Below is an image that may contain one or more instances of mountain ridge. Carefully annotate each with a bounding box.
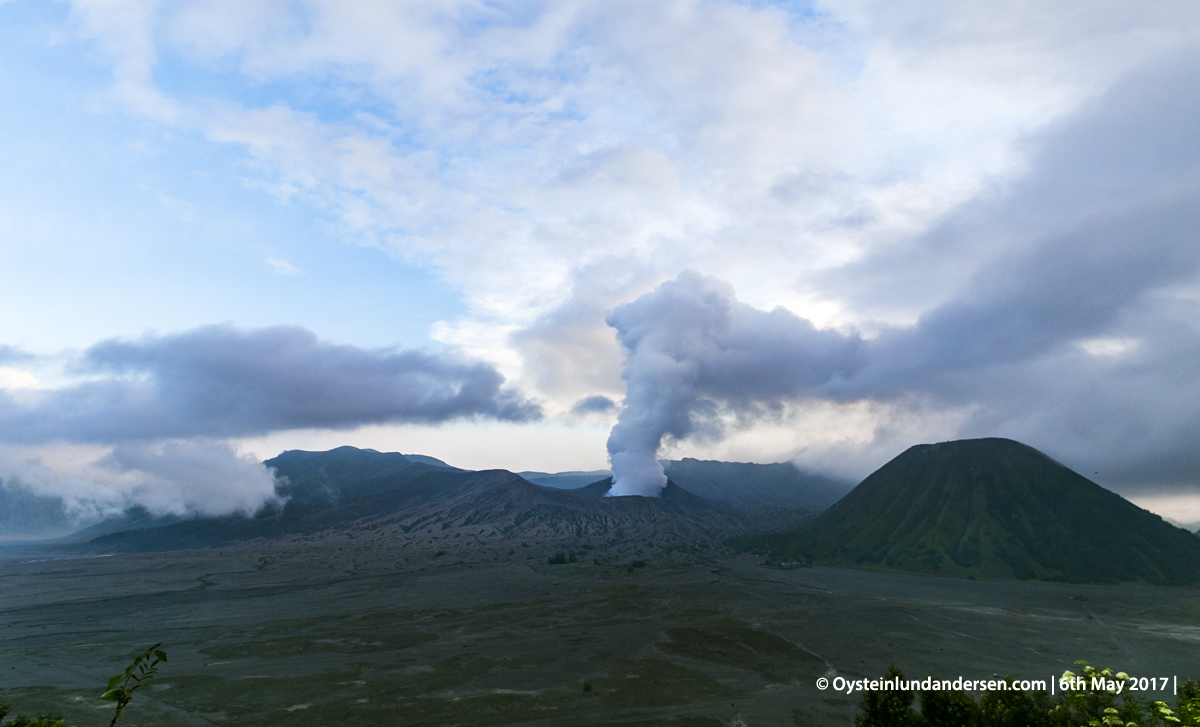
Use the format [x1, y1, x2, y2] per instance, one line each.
[1, 448, 845, 543]
[85, 449, 753, 555]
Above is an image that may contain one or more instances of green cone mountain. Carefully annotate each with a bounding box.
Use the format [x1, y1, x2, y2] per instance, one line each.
[745, 438, 1200, 584]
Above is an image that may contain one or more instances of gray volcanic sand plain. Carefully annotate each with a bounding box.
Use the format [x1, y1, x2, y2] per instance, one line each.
[2, 543, 1199, 727]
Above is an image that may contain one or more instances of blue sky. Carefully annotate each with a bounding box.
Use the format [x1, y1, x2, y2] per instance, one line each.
[0, 3, 461, 354]
[2, 0, 1199, 521]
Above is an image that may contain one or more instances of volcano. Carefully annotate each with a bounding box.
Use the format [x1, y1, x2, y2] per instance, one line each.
[744, 438, 1200, 584]
[86, 446, 749, 554]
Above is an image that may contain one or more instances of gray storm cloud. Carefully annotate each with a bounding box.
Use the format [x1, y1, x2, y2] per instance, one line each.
[573, 395, 617, 415]
[0, 345, 33, 364]
[605, 51, 1200, 497]
[0, 325, 541, 516]
[0, 324, 541, 444]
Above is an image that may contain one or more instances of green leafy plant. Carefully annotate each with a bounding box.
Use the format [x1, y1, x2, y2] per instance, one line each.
[1050, 661, 1179, 726]
[920, 685, 980, 727]
[854, 661, 1195, 727]
[1175, 676, 1200, 726]
[978, 677, 1049, 727]
[855, 665, 924, 727]
[0, 700, 77, 727]
[100, 643, 167, 727]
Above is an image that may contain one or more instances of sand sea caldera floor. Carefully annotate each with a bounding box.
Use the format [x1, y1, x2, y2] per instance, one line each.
[2, 545, 1199, 726]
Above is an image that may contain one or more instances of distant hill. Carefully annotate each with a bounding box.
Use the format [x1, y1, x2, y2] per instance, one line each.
[519, 470, 611, 489]
[88, 447, 750, 554]
[56, 507, 181, 543]
[742, 438, 1200, 585]
[662, 458, 849, 512]
[521, 459, 850, 512]
[401, 453, 462, 470]
[270, 446, 454, 504]
[0, 480, 77, 539]
[566, 477, 713, 502]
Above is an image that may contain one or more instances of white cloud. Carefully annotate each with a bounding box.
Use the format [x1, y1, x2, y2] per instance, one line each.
[1078, 337, 1140, 357]
[0, 440, 279, 517]
[1128, 493, 1200, 529]
[69, 0, 181, 121]
[0, 367, 46, 391]
[71, 0, 1200, 352]
[265, 256, 300, 275]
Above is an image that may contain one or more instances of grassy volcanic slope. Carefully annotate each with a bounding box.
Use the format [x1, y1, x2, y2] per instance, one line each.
[744, 438, 1200, 584]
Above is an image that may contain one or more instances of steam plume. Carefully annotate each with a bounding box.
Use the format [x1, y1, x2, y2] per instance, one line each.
[604, 272, 863, 496]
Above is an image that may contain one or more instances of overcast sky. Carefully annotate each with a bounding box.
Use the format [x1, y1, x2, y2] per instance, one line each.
[2, 1, 1198, 519]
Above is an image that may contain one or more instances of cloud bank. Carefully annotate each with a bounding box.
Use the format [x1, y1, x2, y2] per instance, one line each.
[1, 323, 540, 444]
[0, 345, 33, 364]
[2, 440, 280, 519]
[0, 325, 540, 515]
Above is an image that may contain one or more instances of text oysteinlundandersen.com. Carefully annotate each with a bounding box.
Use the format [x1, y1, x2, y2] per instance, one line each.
[815, 675, 1177, 695]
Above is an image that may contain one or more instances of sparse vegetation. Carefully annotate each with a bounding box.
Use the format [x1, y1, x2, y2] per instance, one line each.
[0, 701, 77, 727]
[855, 662, 1200, 727]
[1, 645, 166, 727]
[1179, 677, 1200, 725]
